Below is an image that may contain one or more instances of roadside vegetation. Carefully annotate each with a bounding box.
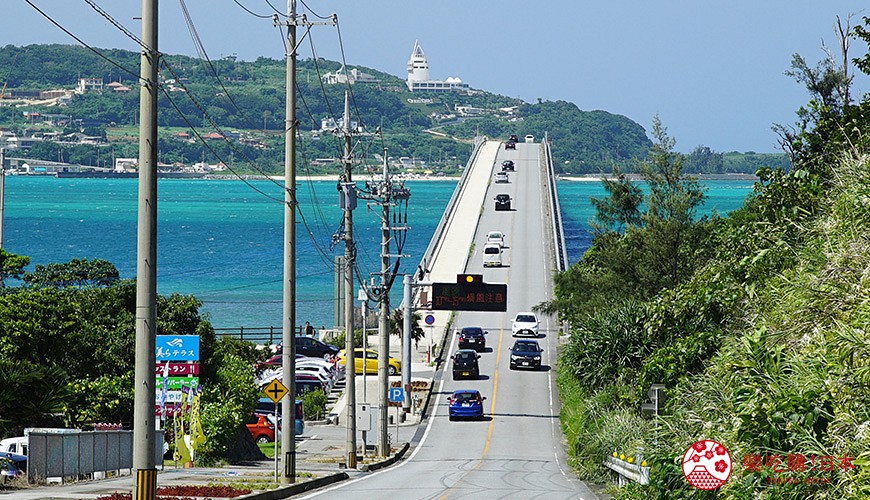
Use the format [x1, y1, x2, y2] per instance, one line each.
[549, 17, 870, 498]
[0, 255, 269, 464]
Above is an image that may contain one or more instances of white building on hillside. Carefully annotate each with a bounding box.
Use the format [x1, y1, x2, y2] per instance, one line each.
[406, 40, 469, 92]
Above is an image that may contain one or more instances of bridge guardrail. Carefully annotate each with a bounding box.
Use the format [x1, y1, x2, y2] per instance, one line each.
[411, 136, 488, 307]
[542, 135, 568, 272]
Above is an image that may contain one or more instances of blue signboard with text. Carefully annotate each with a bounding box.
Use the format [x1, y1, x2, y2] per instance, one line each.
[156, 335, 200, 361]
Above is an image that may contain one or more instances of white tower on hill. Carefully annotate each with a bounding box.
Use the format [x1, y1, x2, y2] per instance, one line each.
[407, 40, 430, 88]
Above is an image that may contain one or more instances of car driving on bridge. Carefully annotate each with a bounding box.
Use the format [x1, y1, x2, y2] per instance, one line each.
[457, 326, 487, 352]
[501, 160, 515, 171]
[494, 171, 509, 183]
[448, 390, 486, 421]
[495, 193, 512, 211]
[509, 339, 543, 370]
[452, 349, 481, 379]
[511, 312, 540, 337]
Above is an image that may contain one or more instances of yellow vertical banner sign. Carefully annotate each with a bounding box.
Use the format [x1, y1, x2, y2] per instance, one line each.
[189, 385, 206, 452]
[173, 384, 191, 464]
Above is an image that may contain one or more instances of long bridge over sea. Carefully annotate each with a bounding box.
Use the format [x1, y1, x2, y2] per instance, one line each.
[297, 136, 598, 498]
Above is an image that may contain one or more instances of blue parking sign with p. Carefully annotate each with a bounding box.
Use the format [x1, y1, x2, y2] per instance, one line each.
[389, 387, 404, 402]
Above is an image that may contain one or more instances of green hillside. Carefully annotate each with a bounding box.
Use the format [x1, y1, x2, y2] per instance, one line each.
[0, 43, 657, 174]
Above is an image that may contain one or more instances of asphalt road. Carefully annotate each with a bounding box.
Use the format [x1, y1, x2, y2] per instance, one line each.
[298, 142, 601, 499]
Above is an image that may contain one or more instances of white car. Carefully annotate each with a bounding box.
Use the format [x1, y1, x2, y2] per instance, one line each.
[486, 231, 505, 248]
[494, 171, 509, 184]
[511, 312, 540, 337]
[524, 134, 534, 143]
[483, 243, 502, 267]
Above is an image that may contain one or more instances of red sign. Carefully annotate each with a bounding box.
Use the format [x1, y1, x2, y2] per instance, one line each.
[154, 362, 199, 376]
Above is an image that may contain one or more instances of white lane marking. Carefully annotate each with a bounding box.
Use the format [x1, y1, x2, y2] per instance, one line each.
[298, 328, 458, 498]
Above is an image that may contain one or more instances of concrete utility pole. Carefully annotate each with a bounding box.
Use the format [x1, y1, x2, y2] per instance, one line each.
[0, 148, 5, 250]
[279, 0, 298, 483]
[402, 274, 412, 414]
[341, 92, 357, 468]
[132, 0, 158, 498]
[377, 155, 392, 457]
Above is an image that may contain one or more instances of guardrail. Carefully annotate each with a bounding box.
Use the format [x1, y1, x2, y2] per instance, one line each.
[541, 135, 569, 272]
[604, 455, 650, 486]
[411, 135, 488, 306]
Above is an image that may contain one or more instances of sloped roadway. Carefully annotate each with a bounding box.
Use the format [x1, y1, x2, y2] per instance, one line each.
[297, 142, 601, 499]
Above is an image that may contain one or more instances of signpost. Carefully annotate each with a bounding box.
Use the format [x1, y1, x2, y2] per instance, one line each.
[389, 387, 404, 446]
[262, 379, 289, 482]
[424, 312, 435, 363]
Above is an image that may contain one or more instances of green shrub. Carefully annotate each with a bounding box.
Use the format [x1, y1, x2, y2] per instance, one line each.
[300, 388, 327, 421]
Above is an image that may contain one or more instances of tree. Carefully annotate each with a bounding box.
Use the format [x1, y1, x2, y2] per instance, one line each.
[0, 249, 29, 287]
[638, 116, 707, 288]
[22, 258, 119, 287]
[589, 165, 643, 234]
[391, 309, 425, 350]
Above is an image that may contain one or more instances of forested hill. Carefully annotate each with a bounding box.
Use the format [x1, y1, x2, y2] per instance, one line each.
[0, 44, 782, 174]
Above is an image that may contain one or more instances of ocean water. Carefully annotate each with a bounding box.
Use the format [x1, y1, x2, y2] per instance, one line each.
[2, 176, 754, 328]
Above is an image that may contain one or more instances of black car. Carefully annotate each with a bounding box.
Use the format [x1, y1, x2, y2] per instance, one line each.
[294, 336, 340, 359]
[508, 134, 519, 143]
[495, 193, 512, 211]
[452, 349, 481, 380]
[504, 140, 516, 150]
[458, 327, 487, 352]
[509, 339, 543, 370]
[501, 160, 515, 172]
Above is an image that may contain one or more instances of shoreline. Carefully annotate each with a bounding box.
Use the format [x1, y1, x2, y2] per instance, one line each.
[5, 172, 759, 182]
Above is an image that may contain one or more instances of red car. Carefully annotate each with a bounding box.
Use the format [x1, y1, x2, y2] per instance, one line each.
[246, 413, 275, 443]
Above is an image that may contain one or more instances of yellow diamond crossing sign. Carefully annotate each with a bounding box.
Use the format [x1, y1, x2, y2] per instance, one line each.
[262, 379, 289, 403]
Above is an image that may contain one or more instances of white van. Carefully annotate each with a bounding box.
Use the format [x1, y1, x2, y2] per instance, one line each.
[0, 436, 27, 457]
[483, 243, 502, 267]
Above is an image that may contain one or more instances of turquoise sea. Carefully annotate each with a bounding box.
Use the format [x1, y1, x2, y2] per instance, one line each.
[2, 176, 755, 329]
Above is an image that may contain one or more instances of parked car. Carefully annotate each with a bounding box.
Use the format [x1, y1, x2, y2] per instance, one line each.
[501, 160, 515, 171]
[511, 312, 540, 337]
[246, 413, 276, 443]
[524, 134, 535, 143]
[337, 348, 401, 375]
[457, 326, 487, 352]
[494, 194, 512, 211]
[494, 171, 509, 183]
[252, 399, 305, 437]
[294, 336, 340, 359]
[482, 243, 502, 267]
[509, 339, 543, 370]
[448, 390, 486, 421]
[486, 231, 505, 248]
[452, 349, 481, 379]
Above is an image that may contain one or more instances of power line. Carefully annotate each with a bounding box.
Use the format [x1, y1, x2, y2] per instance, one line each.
[232, 0, 273, 19]
[25, 0, 141, 82]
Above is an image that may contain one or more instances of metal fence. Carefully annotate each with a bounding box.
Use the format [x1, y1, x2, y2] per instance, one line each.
[26, 429, 164, 484]
[213, 325, 303, 345]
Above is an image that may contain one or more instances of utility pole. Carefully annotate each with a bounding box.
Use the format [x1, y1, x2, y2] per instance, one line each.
[279, 0, 298, 484]
[358, 152, 410, 457]
[341, 91, 357, 468]
[402, 274, 412, 415]
[377, 155, 392, 457]
[132, 0, 158, 498]
[0, 148, 5, 250]
[277, 4, 335, 482]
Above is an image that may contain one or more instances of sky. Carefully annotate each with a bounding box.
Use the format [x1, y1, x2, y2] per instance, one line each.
[4, 1, 869, 153]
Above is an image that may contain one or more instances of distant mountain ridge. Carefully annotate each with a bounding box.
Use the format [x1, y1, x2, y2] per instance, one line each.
[0, 44, 782, 174]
